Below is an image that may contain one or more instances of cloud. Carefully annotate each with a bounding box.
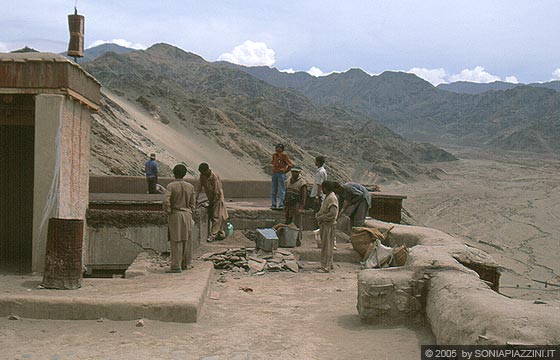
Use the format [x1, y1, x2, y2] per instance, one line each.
[407, 67, 448, 86]
[217, 40, 275, 66]
[505, 76, 519, 84]
[0, 42, 8, 52]
[448, 66, 501, 83]
[307, 66, 325, 77]
[552, 68, 560, 80]
[406, 66, 519, 85]
[279, 67, 336, 76]
[279, 68, 296, 74]
[87, 39, 147, 50]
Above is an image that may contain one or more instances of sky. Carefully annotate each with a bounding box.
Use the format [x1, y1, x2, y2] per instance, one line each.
[2, 0, 560, 85]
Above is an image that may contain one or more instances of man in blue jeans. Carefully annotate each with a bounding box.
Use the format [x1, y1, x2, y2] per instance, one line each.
[270, 144, 293, 210]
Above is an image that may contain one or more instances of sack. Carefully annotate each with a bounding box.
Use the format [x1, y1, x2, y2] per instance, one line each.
[362, 239, 394, 269]
[350, 227, 386, 259]
[391, 245, 408, 266]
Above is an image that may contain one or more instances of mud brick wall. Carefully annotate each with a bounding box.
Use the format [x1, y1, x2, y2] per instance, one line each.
[90, 176, 272, 198]
[357, 269, 426, 325]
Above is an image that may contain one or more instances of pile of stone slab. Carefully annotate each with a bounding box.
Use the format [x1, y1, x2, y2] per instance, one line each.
[200, 248, 299, 273]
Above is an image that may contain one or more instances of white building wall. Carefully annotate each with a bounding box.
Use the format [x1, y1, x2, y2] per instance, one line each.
[32, 94, 92, 272]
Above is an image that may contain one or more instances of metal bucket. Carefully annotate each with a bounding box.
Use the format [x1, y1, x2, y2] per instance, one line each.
[256, 228, 278, 252]
[42, 218, 84, 290]
[278, 227, 299, 248]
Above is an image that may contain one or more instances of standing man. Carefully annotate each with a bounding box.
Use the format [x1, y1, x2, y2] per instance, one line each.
[335, 182, 372, 228]
[163, 164, 195, 273]
[310, 156, 327, 212]
[271, 143, 293, 210]
[284, 166, 307, 225]
[145, 153, 158, 194]
[316, 181, 339, 272]
[196, 163, 228, 242]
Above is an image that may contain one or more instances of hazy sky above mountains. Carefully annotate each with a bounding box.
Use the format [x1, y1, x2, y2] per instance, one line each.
[2, 0, 559, 85]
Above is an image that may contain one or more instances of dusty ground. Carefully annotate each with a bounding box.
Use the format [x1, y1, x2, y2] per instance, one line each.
[391, 146, 560, 301]
[0, 261, 433, 360]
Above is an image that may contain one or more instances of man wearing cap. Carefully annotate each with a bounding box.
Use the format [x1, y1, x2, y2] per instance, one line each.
[163, 164, 195, 273]
[196, 163, 228, 242]
[145, 153, 159, 194]
[284, 166, 307, 227]
[271, 144, 293, 210]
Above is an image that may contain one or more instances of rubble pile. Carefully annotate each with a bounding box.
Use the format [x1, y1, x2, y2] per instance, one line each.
[201, 248, 299, 273]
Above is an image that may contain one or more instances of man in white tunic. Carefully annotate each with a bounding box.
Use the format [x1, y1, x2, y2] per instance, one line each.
[310, 156, 327, 211]
[316, 181, 339, 272]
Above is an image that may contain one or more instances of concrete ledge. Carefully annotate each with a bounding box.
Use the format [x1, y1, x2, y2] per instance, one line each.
[0, 261, 213, 323]
[85, 208, 208, 271]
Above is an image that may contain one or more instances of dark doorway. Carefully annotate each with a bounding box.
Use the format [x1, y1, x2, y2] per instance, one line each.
[0, 94, 34, 273]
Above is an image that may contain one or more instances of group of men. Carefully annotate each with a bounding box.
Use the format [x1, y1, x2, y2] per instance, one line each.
[146, 143, 374, 273]
[270, 143, 373, 272]
[147, 155, 228, 273]
[270, 143, 372, 230]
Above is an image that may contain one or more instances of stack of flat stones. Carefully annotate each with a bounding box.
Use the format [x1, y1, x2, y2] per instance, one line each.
[201, 248, 299, 273]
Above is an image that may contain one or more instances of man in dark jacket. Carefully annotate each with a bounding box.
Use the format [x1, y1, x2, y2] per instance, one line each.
[335, 182, 372, 227]
[145, 153, 159, 194]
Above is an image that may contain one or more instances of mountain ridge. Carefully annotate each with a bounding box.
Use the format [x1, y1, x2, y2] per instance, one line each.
[230, 63, 560, 153]
[438, 80, 560, 94]
[83, 43, 456, 183]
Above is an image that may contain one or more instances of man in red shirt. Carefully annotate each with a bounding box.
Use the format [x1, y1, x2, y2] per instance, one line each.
[271, 143, 293, 210]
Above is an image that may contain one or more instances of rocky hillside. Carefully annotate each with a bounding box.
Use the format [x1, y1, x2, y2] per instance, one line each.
[89, 92, 174, 177]
[83, 43, 456, 183]
[231, 65, 560, 153]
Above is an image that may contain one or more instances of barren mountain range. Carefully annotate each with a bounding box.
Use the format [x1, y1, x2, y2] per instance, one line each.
[82, 43, 455, 182]
[76, 43, 559, 181]
[437, 80, 560, 94]
[230, 64, 560, 153]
